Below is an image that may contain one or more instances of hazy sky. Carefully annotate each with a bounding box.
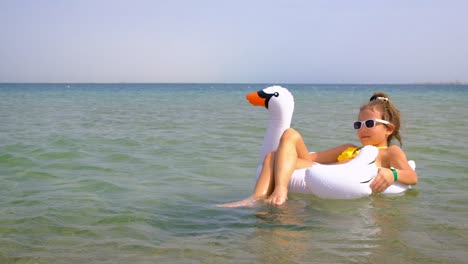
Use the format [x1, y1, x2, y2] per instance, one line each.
[1, 0, 467, 83]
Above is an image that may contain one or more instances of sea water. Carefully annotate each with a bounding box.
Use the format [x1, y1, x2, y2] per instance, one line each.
[0, 83, 467, 263]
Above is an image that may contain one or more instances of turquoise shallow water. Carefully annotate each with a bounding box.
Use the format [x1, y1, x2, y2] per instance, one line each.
[0, 83, 467, 263]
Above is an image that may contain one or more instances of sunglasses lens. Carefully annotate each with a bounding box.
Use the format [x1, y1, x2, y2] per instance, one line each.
[353, 121, 361, 129]
[365, 120, 375, 128]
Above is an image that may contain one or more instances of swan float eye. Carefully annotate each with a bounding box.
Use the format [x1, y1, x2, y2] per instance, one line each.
[255, 90, 278, 109]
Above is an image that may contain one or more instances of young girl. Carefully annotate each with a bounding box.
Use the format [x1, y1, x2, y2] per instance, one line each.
[222, 92, 418, 207]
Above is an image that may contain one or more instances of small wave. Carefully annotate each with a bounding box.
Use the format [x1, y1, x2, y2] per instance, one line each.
[0, 153, 36, 168]
[71, 179, 128, 193]
[37, 151, 82, 160]
[17, 170, 59, 180]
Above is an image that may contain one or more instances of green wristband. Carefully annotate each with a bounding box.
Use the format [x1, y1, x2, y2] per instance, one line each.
[390, 168, 398, 182]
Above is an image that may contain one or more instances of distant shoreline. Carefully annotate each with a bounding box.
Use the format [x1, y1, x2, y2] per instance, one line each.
[1, 82, 467, 86]
[412, 81, 467, 85]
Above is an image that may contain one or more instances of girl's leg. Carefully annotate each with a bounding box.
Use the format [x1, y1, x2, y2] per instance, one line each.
[266, 128, 313, 205]
[252, 151, 276, 198]
[218, 128, 311, 207]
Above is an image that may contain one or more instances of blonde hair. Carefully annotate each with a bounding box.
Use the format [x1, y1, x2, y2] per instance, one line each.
[360, 92, 402, 146]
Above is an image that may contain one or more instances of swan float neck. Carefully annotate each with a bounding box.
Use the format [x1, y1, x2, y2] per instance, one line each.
[246, 86, 294, 169]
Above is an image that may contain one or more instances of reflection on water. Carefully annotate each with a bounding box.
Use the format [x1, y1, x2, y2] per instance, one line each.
[251, 201, 310, 263]
[241, 195, 423, 263]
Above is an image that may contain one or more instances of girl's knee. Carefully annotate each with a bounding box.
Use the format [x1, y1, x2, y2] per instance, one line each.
[281, 128, 300, 141]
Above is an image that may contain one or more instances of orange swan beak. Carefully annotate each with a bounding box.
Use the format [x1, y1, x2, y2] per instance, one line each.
[246, 91, 266, 107]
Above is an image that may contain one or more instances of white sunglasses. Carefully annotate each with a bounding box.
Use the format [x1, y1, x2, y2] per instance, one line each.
[353, 119, 390, 129]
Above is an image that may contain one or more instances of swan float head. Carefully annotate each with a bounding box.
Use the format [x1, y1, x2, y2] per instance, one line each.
[246, 86, 294, 118]
[246, 85, 294, 125]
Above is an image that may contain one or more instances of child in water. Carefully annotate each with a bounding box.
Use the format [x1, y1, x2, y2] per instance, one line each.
[221, 92, 418, 207]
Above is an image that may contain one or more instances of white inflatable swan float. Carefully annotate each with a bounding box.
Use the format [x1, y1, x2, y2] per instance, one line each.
[248, 86, 414, 199]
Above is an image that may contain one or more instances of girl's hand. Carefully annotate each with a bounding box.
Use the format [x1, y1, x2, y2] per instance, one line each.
[370, 168, 395, 194]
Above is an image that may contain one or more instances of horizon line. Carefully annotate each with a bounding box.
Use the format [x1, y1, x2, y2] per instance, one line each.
[1, 81, 467, 85]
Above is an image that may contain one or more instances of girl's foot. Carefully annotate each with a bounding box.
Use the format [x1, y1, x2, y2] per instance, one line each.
[265, 188, 288, 206]
[216, 195, 262, 208]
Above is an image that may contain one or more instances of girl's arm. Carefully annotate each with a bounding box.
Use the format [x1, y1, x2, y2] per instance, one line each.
[370, 146, 418, 193]
[309, 144, 356, 164]
[388, 146, 418, 185]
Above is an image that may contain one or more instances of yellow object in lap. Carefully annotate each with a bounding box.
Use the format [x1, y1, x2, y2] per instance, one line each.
[337, 146, 388, 162]
[336, 146, 361, 162]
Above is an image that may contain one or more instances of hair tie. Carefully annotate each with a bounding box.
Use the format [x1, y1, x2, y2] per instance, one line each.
[375, 96, 389, 102]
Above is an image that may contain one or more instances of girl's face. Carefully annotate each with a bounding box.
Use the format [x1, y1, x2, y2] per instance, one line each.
[356, 107, 394, 147]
